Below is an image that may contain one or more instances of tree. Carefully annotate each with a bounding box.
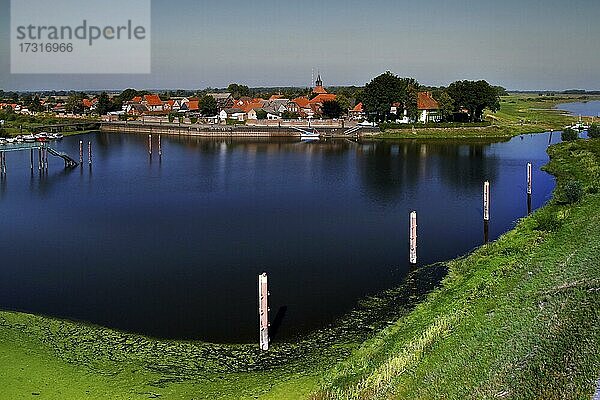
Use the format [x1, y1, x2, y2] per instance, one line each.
[362, 72, 419, 122]
[335, 94, 350, 113]
[28, 95, 43, 113]
[446, 80, 500, 122]
[588, 124, 600, 139]
[227, 83, 250, 99]
[256, 109, 268, 120]
[561, 127, 578, 141]
[322, 100, 343, 119]
[95, 92, 112, 116]
[432, 90, 454, 121]
[493, 86, 509, 97]
[199, 95, 218, 117]
[65, 93, 85, 114]
[282, 111, 299, 120]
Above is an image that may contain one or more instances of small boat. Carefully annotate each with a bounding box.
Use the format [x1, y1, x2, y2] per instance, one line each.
[6, 137, 16, 144]
[0, 138, 6, 145]
[48, 133, 64, 140]
[301, 132, 320, 141]
[23, 134, 36, 143]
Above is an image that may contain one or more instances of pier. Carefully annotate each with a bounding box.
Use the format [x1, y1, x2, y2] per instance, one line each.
[0, 143, 79, 169]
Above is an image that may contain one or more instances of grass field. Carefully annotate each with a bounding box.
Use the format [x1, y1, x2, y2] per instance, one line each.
[379, 94, 598, 139]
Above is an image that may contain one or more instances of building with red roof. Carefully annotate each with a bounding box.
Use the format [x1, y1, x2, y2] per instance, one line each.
[417, 92, 440, 123]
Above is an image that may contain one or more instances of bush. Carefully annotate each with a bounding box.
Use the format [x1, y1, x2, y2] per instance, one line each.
[190, 117, 198, 124]
[533, 210, 562, 232]
[562, 180, 584, 204]
[561, 128, 579, 141]
[588, 124, 600, 139]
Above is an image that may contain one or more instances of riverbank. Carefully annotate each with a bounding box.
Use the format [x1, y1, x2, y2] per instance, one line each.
[315, 138, 600, 399]
[378, 94, 599, 139]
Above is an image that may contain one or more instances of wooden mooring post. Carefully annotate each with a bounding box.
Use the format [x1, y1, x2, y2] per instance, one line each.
[30, 149, 33, 171]
[409, 211, 417, 265]
[0, 152, 5, 175]
[527, 163, 533, 215]
[158, 135, 162, 157]
[79, 141, 83, 164]
[258, 272, 270, 351]
[148, 134, 152, 155]
[88, 142, 92, 166]
[483, 181, 490, 243]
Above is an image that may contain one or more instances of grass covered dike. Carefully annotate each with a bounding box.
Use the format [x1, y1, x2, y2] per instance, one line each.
[2, 138, 600, 399]
[315, 138, 600, 399]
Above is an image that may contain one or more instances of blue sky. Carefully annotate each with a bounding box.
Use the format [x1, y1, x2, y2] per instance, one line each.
[1, 0, 599, 91]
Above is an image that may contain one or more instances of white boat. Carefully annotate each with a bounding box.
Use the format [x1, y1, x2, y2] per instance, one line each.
[301, 132, 320, 141]
[6, 137, 16, 144]
[23, 134, 36, 143]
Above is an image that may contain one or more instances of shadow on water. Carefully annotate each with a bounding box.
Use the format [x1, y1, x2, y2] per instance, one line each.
[269, 306, 288, 341]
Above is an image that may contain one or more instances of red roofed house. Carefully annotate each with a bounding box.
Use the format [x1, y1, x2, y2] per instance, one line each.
[349, 102, 365, 120]
[417, 92, 441, 123]
[142, 94, 165, 113]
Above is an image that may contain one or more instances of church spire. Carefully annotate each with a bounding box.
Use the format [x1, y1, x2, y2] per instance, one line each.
[315, 71, 323, 88]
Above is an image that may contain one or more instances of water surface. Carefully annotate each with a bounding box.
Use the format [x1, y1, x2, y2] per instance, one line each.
[0, 132, 558, 342]
[557, 100, 600, 117]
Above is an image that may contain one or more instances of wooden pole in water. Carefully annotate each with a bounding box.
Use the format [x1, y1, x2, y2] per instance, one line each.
[79, 141, 83, 164]
[527, 163, 533, 215]
[88, 142, 92, 166]
[483, 181, 490, 243]
[258, 272, 270, 351]
[158, 135, 162, 157]
[409, 211, 417, 265]
[148, 134, 152, 155]
[30, 149, 33, 171]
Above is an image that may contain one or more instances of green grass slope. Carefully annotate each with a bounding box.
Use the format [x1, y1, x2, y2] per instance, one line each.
[315, 139, 600, 399]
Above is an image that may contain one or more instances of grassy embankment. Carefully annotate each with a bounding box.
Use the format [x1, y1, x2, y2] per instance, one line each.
[378, 94, 599, 139]
[314, 138, 600, 399]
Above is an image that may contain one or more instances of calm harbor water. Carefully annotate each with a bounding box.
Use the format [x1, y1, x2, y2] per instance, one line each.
[0, 132, 559, 343]
[557, 100, 600, 117]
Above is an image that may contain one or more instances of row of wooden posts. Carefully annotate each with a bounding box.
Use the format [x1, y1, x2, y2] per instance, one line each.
[79, 141, 93, 166]
[257, 162, 535, 351]
[148, 135, 162, 157]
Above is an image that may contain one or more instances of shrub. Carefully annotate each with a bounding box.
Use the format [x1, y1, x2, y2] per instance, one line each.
[190, 117, 198, 124]
[588, 124, 600, 139]
[562, 180, 584, 204]
[561, 128, 578, 141]
[533, 210, 562, 232]
[168, 113, 175, 123]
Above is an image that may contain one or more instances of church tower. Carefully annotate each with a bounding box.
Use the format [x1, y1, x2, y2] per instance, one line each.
[312, 71, 328, 95]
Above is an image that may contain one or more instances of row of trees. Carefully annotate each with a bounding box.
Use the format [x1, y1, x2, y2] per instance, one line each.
[361, 71, 502, 123]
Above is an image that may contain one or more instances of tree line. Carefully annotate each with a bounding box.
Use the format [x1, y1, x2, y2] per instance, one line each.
[361, 71, 502, 123]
